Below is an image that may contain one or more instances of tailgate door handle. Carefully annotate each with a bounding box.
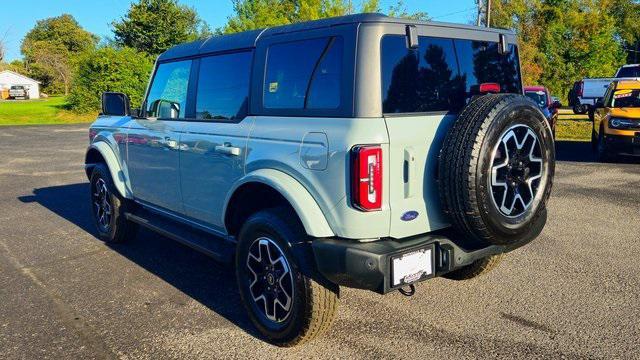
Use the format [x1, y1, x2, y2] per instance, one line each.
[215, 144, 241, 156]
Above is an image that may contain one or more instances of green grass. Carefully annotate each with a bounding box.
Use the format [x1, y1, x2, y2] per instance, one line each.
[0, 97, 97, 126]
[0, 97, 595, 141]
[556, 110, 592, 142]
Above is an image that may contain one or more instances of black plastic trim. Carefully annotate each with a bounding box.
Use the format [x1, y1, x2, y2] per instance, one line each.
[312, 232, 528, 294]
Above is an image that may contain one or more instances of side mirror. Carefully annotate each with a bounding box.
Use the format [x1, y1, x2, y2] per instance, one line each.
[102, 92, 131, 116]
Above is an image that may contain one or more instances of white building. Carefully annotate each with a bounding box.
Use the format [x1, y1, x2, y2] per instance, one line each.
[0, 70, 41, 99]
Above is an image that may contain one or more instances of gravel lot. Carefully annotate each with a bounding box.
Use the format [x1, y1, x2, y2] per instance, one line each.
[1, 124, 639, 359]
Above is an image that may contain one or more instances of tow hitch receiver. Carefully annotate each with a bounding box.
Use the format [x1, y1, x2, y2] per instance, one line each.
[398, 284, 416, 296]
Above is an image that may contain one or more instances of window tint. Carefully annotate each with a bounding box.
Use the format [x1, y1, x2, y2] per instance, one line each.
[525, 91, 547, 109]
[616, 66, 640, 78]
[306, 37, 343, 109]
[454, 39, 521, 99]
[264, 37, 342, 109]
[195, 52, 252, 121]
[382, 36, 464, 113]
[381, 35, 522, 114]
[146, 60, 191, 119]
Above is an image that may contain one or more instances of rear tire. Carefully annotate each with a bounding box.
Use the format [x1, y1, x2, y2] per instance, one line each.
[89, 163, 136, 243]
[573, 104, 586, 115]
[443, 254, 504, 281]
[439, 94, 555, 246]
[235, 208, 339, 346]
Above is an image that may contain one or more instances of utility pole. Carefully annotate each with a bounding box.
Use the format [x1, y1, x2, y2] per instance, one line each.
[476, 0, 491, 27]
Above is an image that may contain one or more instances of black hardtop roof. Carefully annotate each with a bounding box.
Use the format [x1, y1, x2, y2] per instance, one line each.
[158, 13, 514, 62]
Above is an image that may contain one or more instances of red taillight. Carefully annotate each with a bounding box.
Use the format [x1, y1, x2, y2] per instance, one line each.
[479, 82, 501, 94]
[351, 145, 382, 211]
[89, 129, 97, 141]
[577, 81, 584, 97]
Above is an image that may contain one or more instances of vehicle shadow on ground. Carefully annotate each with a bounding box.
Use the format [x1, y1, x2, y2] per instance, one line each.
[17, 183, 259, 339]
[555, 140, 639, 164]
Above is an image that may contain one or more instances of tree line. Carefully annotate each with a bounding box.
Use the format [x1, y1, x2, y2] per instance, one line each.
[491, 0, 640, 100]
[0, 0, 424, 112]
[0, 0, 637, 112]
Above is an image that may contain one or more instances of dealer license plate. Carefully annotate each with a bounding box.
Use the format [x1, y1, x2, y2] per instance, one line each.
[391, 248, 434, 287]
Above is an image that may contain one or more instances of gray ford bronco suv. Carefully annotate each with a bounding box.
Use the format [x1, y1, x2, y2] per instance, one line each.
[86, 14, 555, 346]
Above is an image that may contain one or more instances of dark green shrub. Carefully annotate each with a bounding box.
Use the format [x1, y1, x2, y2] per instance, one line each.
[68, 47, 153, 113]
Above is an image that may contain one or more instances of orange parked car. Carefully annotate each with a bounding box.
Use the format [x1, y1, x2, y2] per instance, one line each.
[592, 80, 640, 161]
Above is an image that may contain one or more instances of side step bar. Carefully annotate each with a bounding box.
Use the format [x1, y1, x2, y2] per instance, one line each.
[125, 209, 235, 264]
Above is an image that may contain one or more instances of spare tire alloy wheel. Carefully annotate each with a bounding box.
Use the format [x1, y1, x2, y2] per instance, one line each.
[490, 125, 543, 218]
[246, 237, 294, 324]
[439, 94, 555, 246]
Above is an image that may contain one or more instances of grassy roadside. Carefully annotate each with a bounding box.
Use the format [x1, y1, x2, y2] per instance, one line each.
[0, 97, 97, 126]
[0, 98, 594, 141]
[556, 109, 591, 142]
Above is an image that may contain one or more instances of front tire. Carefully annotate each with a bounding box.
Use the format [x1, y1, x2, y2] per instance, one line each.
[236, 208, 339, 346]
[596, 130, 615, 162]
[89, 163, 135, 243]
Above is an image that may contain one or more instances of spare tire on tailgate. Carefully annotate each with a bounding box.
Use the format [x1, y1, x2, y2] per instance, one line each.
[438, 94, 555, 246]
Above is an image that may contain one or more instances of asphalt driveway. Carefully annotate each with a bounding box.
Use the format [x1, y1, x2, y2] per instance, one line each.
[1, 124, 639, 359]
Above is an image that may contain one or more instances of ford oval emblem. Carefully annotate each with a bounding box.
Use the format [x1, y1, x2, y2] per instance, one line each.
[401, 211, 419, 222]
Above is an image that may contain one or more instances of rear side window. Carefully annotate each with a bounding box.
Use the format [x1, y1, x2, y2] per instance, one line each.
[195, 51, 252, 121]
[146, 60, 192, 119]
[381, 35, 522, 114]
[264, 37, 343, 109]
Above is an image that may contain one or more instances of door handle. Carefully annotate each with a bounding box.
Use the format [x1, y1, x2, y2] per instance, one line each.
[163, 136, 179, 150]
[215, 144, 241, 156]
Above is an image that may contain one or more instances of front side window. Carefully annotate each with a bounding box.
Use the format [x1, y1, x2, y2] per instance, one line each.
[146, 60, 192, 119]
[264, 37, 343, 109]
[381, 35, 464, 113]
[195, 52, 253, 121]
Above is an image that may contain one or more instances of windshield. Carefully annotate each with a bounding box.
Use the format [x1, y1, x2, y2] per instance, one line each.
[525, 91, 547, 108]
[617, 66, 640, 78]
[611, 89, 640, 108]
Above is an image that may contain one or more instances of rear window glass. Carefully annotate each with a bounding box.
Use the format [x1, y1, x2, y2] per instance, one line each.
[454, 39, 521, 97]
[264, 37, 342, 109]
[381, 35, 522, 114]
[381, 36, 465, 113]
[611, 89, 640, 108]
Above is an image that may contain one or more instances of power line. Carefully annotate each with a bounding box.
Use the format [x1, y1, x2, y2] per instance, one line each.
[431, 7, 477, 20]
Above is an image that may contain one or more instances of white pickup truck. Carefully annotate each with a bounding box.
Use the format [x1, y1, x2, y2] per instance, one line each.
[571, 64, 640, 114]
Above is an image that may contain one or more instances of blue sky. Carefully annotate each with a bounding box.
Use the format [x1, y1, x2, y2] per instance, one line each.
[1, 0, 478, 61]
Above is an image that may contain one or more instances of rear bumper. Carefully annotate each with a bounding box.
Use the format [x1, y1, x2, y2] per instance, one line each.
[604, 133, 640, 156]
[312, 232, 527, 294]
